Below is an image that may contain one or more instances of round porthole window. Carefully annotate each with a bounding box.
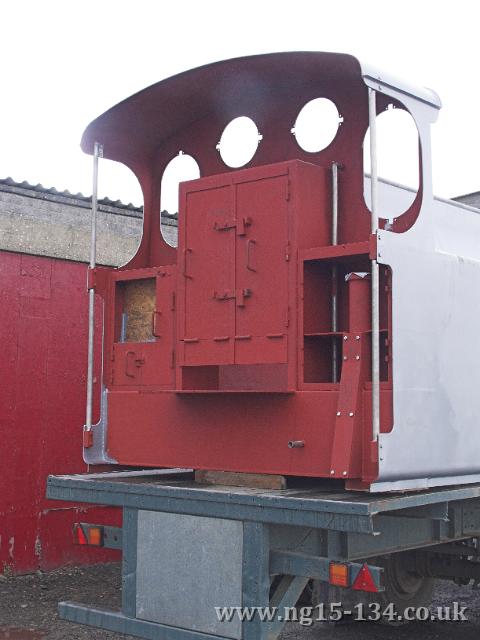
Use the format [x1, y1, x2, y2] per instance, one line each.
[292, 98, 342, 153]
[217, 116, 262, 168]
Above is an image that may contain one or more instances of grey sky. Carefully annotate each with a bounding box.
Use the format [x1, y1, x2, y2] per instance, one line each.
[1, 0, 478, 207]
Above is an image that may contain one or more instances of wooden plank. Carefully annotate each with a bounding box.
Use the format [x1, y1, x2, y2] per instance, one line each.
[195, 470, 287, 490]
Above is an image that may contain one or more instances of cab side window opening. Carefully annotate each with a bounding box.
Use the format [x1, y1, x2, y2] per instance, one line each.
[93, 158, 144, 267]
[160, 152, 200, 247]
[363, 105, 420, 220]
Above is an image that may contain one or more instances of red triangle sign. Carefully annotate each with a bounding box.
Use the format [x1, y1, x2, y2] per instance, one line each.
[75, 524, 88, 545]
[352, 563, 379, 593]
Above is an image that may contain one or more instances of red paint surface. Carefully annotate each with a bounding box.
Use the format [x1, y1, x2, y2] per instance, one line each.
[0, 251, 120, 574]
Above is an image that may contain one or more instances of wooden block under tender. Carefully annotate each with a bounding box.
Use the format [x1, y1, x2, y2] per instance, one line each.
[194, 470, 287, 490]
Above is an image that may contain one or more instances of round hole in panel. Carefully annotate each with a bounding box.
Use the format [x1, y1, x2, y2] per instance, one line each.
[217, 116, 262, 168]
[363, 105, 420, 221]
[292, 98, 342, 153]
[160, 151, 200, 247]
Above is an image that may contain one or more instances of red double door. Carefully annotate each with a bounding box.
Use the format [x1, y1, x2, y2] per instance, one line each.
[179, 164, 292, 369]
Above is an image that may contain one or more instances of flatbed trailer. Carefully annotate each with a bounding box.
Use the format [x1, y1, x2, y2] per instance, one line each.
[47, 469, 480, 639]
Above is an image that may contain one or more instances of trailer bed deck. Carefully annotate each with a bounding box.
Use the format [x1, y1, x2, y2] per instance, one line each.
[48, 469, 480, 535]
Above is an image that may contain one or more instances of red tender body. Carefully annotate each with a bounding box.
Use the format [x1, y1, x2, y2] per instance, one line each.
[84, 53, 401, 488]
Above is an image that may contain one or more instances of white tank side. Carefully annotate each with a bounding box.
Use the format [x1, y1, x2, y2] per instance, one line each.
[371, 179, 480, 491]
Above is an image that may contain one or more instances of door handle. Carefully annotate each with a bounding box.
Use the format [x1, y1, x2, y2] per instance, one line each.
[246, 239, 256, 271]
[183, 248, 193, 279]
[152, 311, 162, 338]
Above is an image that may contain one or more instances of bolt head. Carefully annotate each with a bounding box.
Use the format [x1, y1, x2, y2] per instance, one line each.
[330, 470, 335, 475]
[349, 412, 354, 417]
[355, 355, 360, 360]
[343, 356, 347, 361]
[336, 411, 341, 417]
[343, 335, 348, 341]
[356, 335, 360, 340]
[342, 471, 347, 476]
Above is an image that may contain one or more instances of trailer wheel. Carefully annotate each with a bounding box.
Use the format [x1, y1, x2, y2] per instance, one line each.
[377, 552, 435, 623]
[312, 552, 434, 625]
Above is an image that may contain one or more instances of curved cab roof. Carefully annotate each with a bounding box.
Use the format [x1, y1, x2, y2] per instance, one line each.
[81, 51, 441, 163]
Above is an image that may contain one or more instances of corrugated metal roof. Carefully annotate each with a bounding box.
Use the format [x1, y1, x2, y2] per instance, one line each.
[454, 191, 480, 207]
[0, 176, 178, 221]
[0, 176, 142, 211]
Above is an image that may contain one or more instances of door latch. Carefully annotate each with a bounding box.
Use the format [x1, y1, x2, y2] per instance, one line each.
[236, 288, 252, 307]
[213, 216, 252, 235]
[125, 351, 145, 377]
[213, 289, 252, 306]
[213, 289, 236, 301]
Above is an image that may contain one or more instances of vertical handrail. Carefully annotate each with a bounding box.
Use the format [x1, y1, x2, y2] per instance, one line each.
[85, 141, 103, 431]
[368, 88, 380, 442]
[331, 162, 339, 383]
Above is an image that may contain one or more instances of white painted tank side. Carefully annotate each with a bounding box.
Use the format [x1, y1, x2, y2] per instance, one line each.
[368, 177, 480, 491]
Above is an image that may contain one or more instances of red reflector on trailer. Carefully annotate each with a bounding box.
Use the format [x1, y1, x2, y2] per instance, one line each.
[352, 563, 379, 593]
[329, 562, 350, 588]
[74, 524, 88, 545]
[87, 526, 103, 546]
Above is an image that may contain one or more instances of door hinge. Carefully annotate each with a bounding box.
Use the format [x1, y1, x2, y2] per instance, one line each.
[286, 179, 291, 202]
[110, 351, 115, 384]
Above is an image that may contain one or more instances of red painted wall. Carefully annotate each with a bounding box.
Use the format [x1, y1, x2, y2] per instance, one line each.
[0, 250, 120, 574]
